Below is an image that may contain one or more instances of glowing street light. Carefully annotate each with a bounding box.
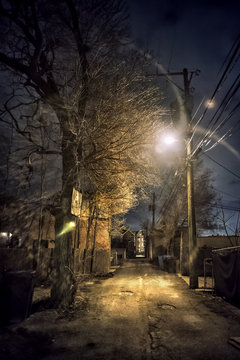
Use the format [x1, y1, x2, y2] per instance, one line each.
[155, 131, 179, 154]
[205, 99, 215, 108]
[163, 135, 177, 146]
[151, 68, 199, 289]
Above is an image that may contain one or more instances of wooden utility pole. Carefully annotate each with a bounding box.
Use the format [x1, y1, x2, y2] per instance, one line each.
[148, 68, 199, 288]
[152, 192, 156, 229]
[147, 192, 155, 261]
[183, 68, 198, 289]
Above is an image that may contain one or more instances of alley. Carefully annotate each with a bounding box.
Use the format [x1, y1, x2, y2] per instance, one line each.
[1, 259, 240, 360]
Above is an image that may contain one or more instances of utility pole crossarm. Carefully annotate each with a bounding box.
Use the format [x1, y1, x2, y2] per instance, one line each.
[148, 69, 200, 78]
[146, 69, 200, 94]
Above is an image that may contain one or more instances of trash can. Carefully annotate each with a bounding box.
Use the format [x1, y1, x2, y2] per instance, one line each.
[0, 271, 34, 325]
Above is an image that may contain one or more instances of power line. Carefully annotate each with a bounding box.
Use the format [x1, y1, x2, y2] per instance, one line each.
[229, 114, 240, 134]
[203, 153, 240, 180]
[217, 33, 240, 76]
[213, 186, 240, 200]
[211, 204, 240, 212]
[156, 166, 187, 223]
[194, 34, 240, 129]
[192, 72, 240, 157]
[208, 74, 240, 129]
[191, 34, 240, 157]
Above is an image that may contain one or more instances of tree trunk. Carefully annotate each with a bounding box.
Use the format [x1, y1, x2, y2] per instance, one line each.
[50, 128, 77, 308]
[51, 209, 76, 308]
[83, 204, 96, 274]
[90, 213, 98, 273]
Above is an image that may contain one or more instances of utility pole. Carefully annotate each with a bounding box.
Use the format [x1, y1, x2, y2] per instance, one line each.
[183, 68, 198, 289]
[147, 192, 155, 261]
[148, 68, 199, 288]
[152, 192, 156, 229]
[148, 192, 156, 229]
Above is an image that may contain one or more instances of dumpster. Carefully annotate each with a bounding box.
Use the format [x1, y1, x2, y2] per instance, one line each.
[212, 246, 240, 302]
[0, 271, 34, 325]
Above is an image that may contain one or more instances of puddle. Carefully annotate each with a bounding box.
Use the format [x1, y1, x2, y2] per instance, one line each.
[119, 290, 134, 296]
[158, 303, 176, 310]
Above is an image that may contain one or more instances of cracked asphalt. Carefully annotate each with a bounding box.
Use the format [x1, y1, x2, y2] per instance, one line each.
[1, 259, 240, 360]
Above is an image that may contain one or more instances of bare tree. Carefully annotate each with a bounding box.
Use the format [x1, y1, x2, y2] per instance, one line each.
[216, 207, 240, 246]
[156, 163, 218, 246]
[0, 0, 165, 306]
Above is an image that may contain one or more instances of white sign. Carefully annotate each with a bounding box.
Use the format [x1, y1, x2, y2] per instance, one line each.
[71, 188, 82, 217]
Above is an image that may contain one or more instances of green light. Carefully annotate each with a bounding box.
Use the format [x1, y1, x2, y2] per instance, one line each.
[69, 221, 76, 228]
[57, 221, 76, 237]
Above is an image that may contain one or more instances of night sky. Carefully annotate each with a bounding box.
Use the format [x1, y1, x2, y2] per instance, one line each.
[126, 0, 240, 234]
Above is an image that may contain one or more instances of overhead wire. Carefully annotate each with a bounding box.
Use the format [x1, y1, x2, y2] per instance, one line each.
[217, 33, 240, 76]
[193, 71, 240, 153]
[213, 186, 240, 200]
[154, 35, 240, 228]
[192, 79, 240, 157]
[229, 113, 240, 134]
[193, 35, 240, 130]
[210, 97, 240, 137]
[156, 165, 187, 224]
[203, 153, 240, 180]
[191, 34, 240, 157]
[208, 73, 240, 129]
[211, 204, 240, 211]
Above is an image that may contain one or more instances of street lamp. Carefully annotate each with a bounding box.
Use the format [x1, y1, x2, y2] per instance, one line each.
[152, 68, 199, 289]
[155, 131, 179, 154]
[156, 126, 198, 289]
[163, 135, 177, 146]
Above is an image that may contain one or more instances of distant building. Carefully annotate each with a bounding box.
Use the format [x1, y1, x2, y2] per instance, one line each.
[135, 230, 145, 256]
[111, 228, 146, 258]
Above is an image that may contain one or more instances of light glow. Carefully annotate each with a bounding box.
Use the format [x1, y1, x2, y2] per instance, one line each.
[0, 232, 8, 237]
[57, 221, 76, 237]
[155, 131, 179, 153]
[69, 221, 76, 228]
[164, 135, 177, 145]
[205, 99, 215, 108]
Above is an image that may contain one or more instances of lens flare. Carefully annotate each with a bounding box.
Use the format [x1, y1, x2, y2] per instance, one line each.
[205, 99, 215, 108]
[69, 221, 76, 228]
[57, 221, 76, 237]
[164, 135, 177, 145]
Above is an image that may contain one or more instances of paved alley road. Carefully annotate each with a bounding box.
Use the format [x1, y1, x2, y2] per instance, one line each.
[2, 259, 240, 360]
